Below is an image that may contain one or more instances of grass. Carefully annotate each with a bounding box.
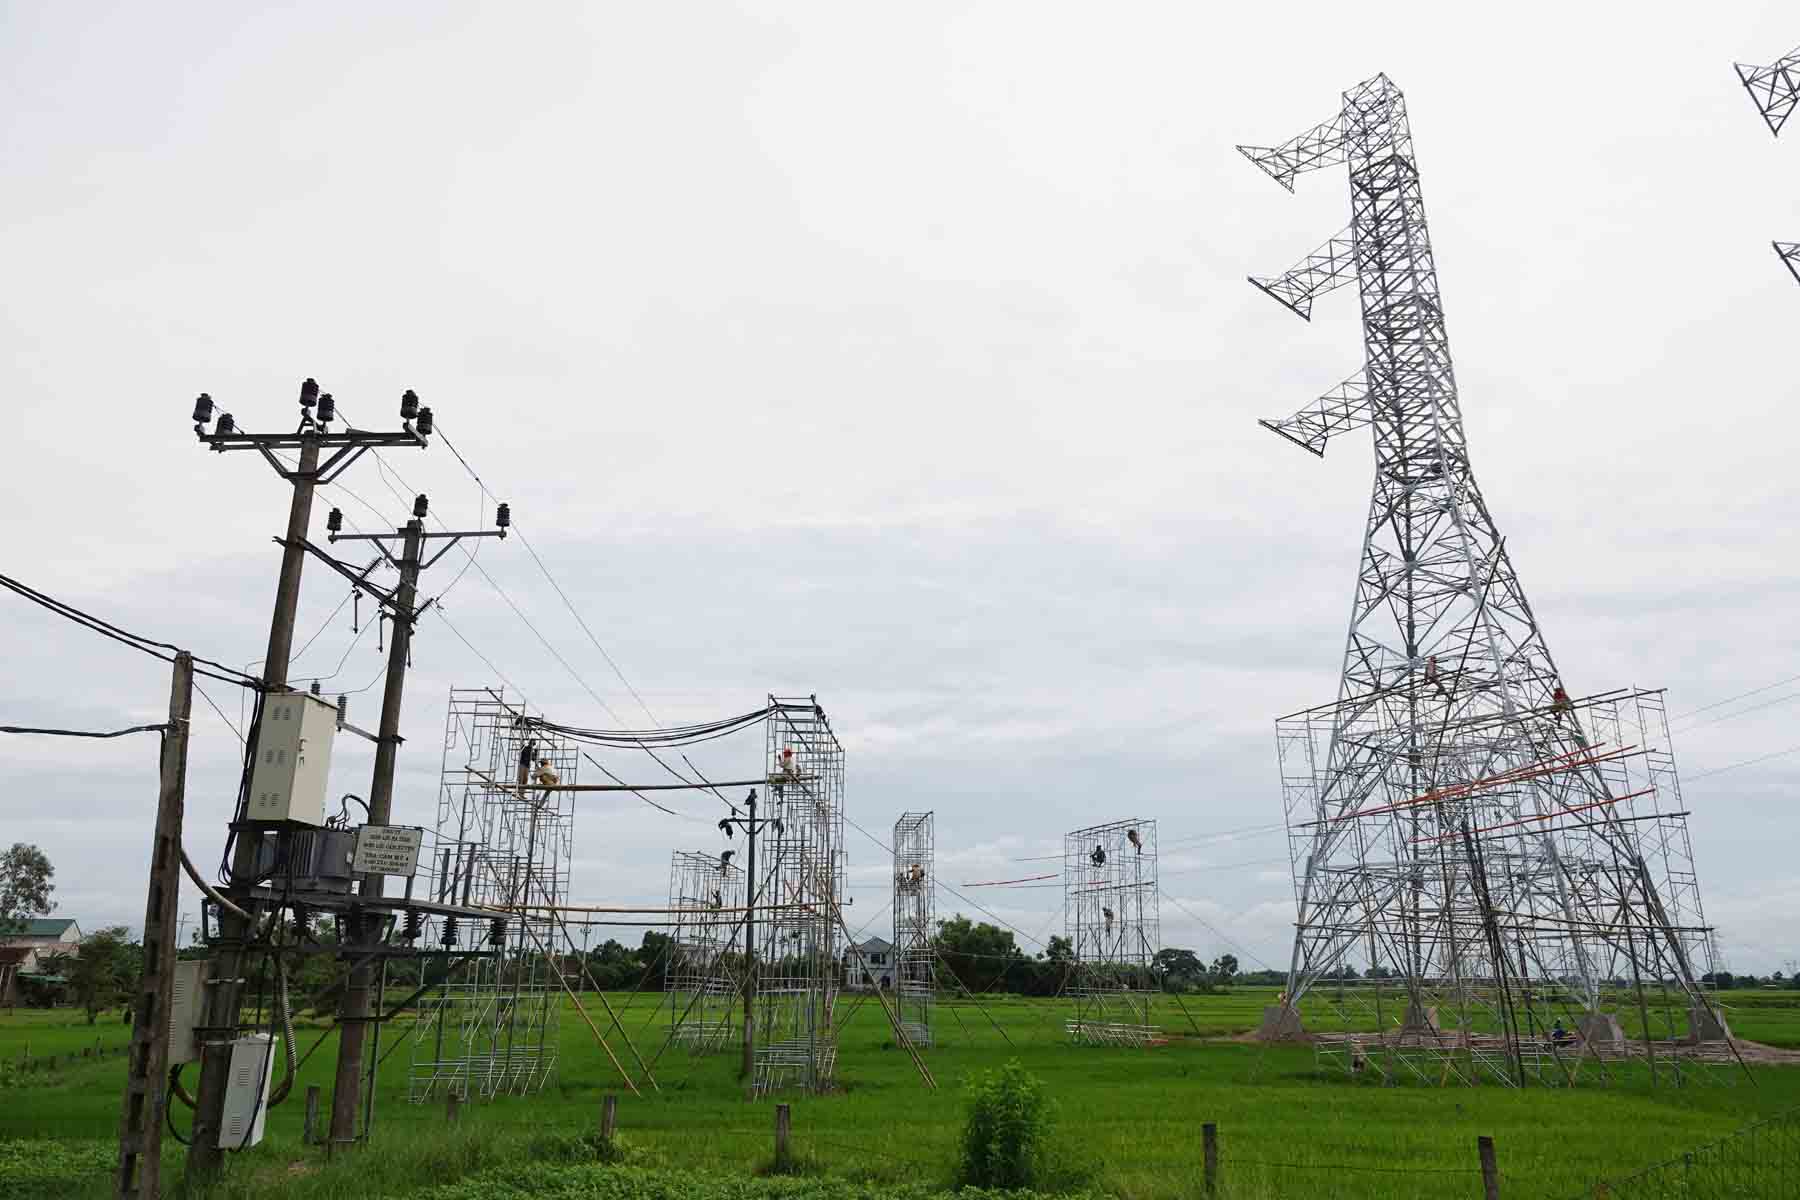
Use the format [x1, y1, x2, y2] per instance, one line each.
[3, 988, 1798, 1198]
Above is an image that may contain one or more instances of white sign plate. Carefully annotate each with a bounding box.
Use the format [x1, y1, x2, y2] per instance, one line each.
[352, 825, 425, 877]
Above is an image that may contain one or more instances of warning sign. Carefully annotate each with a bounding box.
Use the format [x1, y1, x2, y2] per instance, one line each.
[352, 825, 425, 877]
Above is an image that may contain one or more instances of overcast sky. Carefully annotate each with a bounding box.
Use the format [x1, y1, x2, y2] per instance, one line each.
[3, 3, 1797, 976]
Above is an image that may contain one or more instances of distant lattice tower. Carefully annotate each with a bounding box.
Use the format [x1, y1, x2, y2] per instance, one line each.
[891, 812, 934, 1049]
[668, 850, 744, 1050]
[1735, 45, 1800, 284]
[1063, 820, 1159, 1046]
[1240, 76, 1734, 1085]
[753, 696, 846, 1094]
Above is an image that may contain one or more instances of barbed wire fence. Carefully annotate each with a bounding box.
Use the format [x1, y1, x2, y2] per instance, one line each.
[1575, 1104, 1800, 1199]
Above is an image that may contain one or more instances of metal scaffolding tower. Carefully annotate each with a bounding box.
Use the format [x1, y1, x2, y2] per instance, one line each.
[752, 696, 846, 1094]
[1064, 819, 1159, 1046]
[668, 850, 743, 1051]
[892, 812, 935, 1049]
[1241, 75, 1734, 1085]
[407, 687, 575, 1101]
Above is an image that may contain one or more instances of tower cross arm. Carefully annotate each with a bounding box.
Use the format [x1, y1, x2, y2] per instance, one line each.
[1259, 371, 1373, 457]
[1775, 241, 1800, 286]
[1248, 226, 1357, 322]
[1236, 113, 1350, 192]
[1736, 46, 1800, 136]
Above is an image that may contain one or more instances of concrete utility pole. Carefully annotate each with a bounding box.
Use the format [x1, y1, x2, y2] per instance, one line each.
[718, 789, 776, 1083]
[327, 515, 422, 1146]
[186, 381, 431, 1180]
[319, 493, 508, 1144]
[115, 652, 192, 1200]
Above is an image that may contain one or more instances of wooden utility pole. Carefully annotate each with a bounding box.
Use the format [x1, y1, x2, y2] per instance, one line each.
[115, 652, 192, 1200]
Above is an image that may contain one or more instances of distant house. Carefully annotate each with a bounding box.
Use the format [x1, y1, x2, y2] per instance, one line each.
[844, 936, 893, 992]
[1, 918, 82, 1006]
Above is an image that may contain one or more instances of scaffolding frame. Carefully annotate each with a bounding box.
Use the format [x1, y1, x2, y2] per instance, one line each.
[752, 695, 846, 1095]
[668, 850, 744, 1051]
[1275, 687, 1731, 1086]
[892, 812, 935, 1049]
[1064, 819, 1160, 1046]
[407, 687, 575, 1102]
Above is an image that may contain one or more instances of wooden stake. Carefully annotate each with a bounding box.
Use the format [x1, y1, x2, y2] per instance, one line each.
[774, 1103, 791, 1165]
[1479, 1135, 1500, 1200]
[304, 1086, 321, 1144]
[1202, 1122, 1218, 1195]
[599, 1093, 617, 1143]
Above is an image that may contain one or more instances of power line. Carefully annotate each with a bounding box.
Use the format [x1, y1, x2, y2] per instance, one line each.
[840, 812, 1050, 952]
[1672, 689, 1800, 735]
[193, 683, 246, 746]
[1686, 743, 1800, 781]
[1158, 887, 1278, 973]
[435, 422, 659, 726]
[0, 571, 260, 689]
[1669, 671, 1800, 723]
[1, 723, 167, 739]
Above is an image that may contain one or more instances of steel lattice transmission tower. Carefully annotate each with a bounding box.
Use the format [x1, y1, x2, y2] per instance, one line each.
[1239, 75, 1733, 1083]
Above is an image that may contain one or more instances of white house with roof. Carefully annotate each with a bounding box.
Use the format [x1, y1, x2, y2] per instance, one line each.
[0, 918, 82, 1005]
[844, 935, 893, 991]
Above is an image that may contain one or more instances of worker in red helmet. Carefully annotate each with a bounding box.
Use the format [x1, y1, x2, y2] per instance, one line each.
[1551, 685, 1573, 723]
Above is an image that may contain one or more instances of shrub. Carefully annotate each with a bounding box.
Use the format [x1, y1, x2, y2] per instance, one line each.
[957, 1058, 1054, 1190]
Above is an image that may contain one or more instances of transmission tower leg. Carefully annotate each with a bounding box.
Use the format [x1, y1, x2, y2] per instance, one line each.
[115, 652, 192, 1200]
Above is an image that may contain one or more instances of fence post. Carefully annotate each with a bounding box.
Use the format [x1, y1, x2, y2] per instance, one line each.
[1202, 1121, 1218, 1195]
[1478, 1135, 1500, 1200]
[446, 1089, 461, 1124]
[303, 1086, 321, 1145]
[600, 1093, 617, 1143]
[774, 1103, 792, 1167]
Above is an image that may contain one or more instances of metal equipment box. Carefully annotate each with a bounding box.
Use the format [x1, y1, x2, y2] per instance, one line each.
[168, 958, 209, 1065]
[217, 1034, 276, 1149]
[247, 692, 338, 825]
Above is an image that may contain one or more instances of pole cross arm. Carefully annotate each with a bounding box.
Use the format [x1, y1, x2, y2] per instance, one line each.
[1247, 226, 1357, 321]
[285, 537, 406, 613]
[1259, 371, 1373, 456]
[1236, 112, 1350, 192]
[198, 427, 428, 483]
[1736, 46, 1800, 136]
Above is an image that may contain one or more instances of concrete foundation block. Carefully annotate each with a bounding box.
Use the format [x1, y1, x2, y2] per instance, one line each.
[1688, 1004, 1731, 1042]
[1577, 1012, 1624, 1047]
[1257, 1005, 1305, 1041]
[1401, 1002, 1440, 1033]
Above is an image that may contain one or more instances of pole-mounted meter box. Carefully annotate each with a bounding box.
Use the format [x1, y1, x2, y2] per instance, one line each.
[247, 692, 338, 825]
[217, 1034, 276, 1149]
[168, 958, 209, 1066]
